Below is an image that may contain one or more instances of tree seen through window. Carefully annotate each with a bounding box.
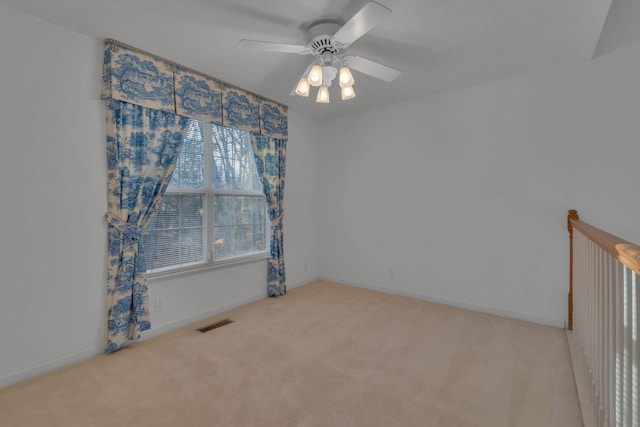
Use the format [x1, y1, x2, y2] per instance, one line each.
[144, 120, 268, 272]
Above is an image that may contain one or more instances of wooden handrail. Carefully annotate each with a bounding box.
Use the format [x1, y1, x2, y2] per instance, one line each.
[570, 217, 640, 277]
[567, 209, 640, 329]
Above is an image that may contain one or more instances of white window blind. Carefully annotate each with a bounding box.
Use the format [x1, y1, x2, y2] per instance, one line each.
[144, 120, 268, 273]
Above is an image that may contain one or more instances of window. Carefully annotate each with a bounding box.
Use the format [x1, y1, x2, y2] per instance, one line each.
[143, 120, 268, 273]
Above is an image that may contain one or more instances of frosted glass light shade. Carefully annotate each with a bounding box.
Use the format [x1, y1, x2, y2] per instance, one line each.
[341, 85, 355, 100]
[339, 66, 355, 88]
[316, 86, 330, 103]
[308, 65, 323, 87]
[295, 77, 310, 97]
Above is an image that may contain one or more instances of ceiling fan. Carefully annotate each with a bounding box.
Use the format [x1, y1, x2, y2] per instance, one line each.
[238, 1, 401, 103]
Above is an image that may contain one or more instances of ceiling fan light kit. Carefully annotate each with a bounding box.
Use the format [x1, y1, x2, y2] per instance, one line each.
[321, 65, 338, 85]
[341, 85, 355, 100]
[339, 66, 355, 88]
[308, 64, 324, 87]
[316, 86, 330, 103]
[238, 1, 401, 105]
[295, 77, 310, 97]
[298, 58, 353, 103]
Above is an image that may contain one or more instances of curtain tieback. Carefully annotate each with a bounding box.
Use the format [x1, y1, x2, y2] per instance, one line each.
[105, 213, 144, 240]
[271, 211, 284, 227]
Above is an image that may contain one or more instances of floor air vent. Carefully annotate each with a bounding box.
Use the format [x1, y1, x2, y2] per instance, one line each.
[197, 318, 233, 333]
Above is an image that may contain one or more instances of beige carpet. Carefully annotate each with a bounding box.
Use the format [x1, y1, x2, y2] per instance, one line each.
[0, 281, 582, 426]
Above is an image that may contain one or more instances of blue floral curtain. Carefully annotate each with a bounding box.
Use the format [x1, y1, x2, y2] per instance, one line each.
[102, 40, 289, 350]
[104, 99, 188, 351]
[251, 134, 287, 296]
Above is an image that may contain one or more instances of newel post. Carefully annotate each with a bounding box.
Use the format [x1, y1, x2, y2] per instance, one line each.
[567, 209, 579, 330]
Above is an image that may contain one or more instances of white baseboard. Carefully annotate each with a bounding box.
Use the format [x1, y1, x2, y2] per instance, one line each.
[1, 277, 320, 390]
[142, 294, 266, 340]
[142, 276, 320, 339]
[0, 345, 103, 389]
[318, 276, 565, 328]
[287, 276, 321, 290]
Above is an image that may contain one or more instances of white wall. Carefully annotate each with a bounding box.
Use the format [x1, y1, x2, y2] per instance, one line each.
[2, 0, 639, 388]
[0, 5, 320, 387]
[318, 40, 640, 327]
[0, 6, 106, 387]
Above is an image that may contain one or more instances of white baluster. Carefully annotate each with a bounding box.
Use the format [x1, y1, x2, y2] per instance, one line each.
[632, 270, 638, 426]
[624, 267, 632, 424]
[615, 260, 624, 426]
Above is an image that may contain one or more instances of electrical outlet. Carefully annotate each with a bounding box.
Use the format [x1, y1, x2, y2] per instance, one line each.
[155, 297, 166, 312]
[304, 262, 309, 272]
[389, 269, 396, 279]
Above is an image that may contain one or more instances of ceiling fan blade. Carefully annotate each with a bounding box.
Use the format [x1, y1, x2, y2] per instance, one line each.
[344, 56, 401, 82]
[237, 39, 308, 54]
[333, 1, 392, 47]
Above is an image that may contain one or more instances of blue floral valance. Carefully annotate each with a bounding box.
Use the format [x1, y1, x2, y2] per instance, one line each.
[101, 39, 287, 139]
[260, 100, 288, 140]
[102, 43, 175, 113]
[175, 68, 223, 125]
[222, 85, 260, 133]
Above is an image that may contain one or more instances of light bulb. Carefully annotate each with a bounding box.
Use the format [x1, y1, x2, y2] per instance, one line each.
[341, 85, 355, 100]
[339, 66, 354, 88]
[307, 65, 323, 87]
[295, 77, 310, 97]
[316, 86, 330, 103]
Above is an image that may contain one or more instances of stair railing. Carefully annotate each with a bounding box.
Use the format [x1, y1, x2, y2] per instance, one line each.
[567, 209, 640, 427]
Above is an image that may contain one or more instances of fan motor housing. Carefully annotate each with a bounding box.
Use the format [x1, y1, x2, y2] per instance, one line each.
[307, 20, 344, 56]
[310, 35, 340, 55]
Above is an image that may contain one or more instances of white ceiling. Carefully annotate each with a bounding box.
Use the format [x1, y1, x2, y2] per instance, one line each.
[0, 0, 614, 120]
[594, 0, 640, 58]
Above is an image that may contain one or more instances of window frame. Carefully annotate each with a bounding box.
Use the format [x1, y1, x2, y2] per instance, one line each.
[146, 121, 270, 279]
